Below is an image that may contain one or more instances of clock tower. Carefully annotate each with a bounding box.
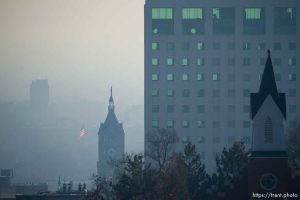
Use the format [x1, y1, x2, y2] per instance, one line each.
[248, 50, 289, 194]
[97, 87, 125, 178]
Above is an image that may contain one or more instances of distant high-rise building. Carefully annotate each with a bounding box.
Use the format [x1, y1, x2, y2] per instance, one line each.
[144, 0, 299, 172]
[30, 80, 49, 110]
[97, 88, 125, 177]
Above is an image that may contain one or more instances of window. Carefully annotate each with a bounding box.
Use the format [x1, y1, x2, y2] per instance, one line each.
[274, 7, 296, 34]
[213, 43, 221, 50]
[288, 89, 296, 97]
[182, 105, 190, 113]
[228, 105, 235, 112]
[197, 121, 205, 128]
[273, 58, 281, 66]
[243, 42, 251, 50]
[197, 42, 205, 50]
[258, 43, 266, 50]
[228, 89, 235, 97]
[152, 74, 159, 81]
[243, 8, 265, 34]
[182, 8, 204, 35]
[152, 105, 159, 113]
[167, 74, 174, 81]
[212, 58, 220, 66]
[167, 120, 174, 128]
[182, 73, 189, 81]
[243, 105, 250, 113]
[275, 73, 281, 81]
[167, 58, 174, 66]
[243, 58, 251, 66]
[167, 105, 175, 112]
[152, 58, 159, 66]
[228, 74, 235, 82]
[288, 58, 296, 66]
[151, 120, 159, 128]
[228, 136, 235, 144]
[212, 121, 220, 128]
[212, 73, 220, 81]
[273, 42, 281, 50]
[228, 120, 236, 128]
[198, 136, 205, 143]
[288, 42, 296, 50]
[197, 58, 205, 66]
[167, 89, 174, 97]
[152, 42, 159, 50]
[243, 120, 251, 128]
[182, 89, 190, 97]
[288, 74, 296, 81]
[228, 58, 235, 66]
[152, 8, 174, 35]
[182, 42, 190, 51]
[212, 89, 220, 97]
[182, 58, 189, 66]
[243, 74, 251, 82]
[167, 42, 175, 50]
[289, 105, 296, 113]
[197, 89, 205, 97]
[213, 136, 220, 144]
[197, 73, 204, 81]
[264, 116, 272, 143]
[243, 89, 250, 97]
[258, 58, 266, 65]
[213, 7, 235, 35]
[182, 136, 190, 144]
[241, 136, 251, 144]
[151, 89, 159, 97]
[182, 120, 190, 128]
[213, 105, 220, 112]
[197, 105, 205, 113]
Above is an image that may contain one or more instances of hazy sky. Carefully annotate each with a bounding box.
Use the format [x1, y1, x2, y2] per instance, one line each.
[0, 0, 144, 106]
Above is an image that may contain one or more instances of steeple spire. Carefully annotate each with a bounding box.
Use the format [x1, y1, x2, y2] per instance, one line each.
[108, 86, 114, 111]
[250, 50, 286, 119]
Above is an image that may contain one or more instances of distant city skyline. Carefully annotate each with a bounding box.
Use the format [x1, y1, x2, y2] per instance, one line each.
[0, 0, 144, 106]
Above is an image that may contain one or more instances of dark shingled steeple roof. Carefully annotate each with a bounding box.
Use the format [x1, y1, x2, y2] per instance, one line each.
[250, 50, 286, 119]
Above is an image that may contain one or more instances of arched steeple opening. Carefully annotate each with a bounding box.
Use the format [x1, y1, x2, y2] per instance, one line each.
[264, 116, 273, 143]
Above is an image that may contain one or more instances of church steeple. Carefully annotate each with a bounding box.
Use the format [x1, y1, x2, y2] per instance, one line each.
[250, 50, 286, 119]
[108, 86, 114, 111]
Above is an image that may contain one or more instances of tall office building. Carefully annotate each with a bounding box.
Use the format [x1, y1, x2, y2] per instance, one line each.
[144, 0, 299, 171]
[30, 80, 49, 110]
[97, 88, 125, 177]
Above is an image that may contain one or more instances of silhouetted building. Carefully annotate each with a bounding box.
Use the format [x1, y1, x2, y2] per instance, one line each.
[30, 80, 49, 110]
[144, 0, 299, 172]
[97, 88, 125, 177]
[248, 51, 300, 195]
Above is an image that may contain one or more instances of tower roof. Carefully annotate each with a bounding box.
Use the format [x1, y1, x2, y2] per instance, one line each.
[250, 50, 286, 119]
[104, 87, 119, 125]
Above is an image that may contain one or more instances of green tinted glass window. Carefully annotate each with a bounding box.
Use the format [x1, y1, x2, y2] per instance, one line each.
[182, 58, 189, 66]
[245, 8, 261, 19]
[152, 8, 173, 19]
[152, 74, 159, 81]
[167, 74, 174, 81]
[152, 42, 159, 50]
[167, 120, 174, 128]
[151, 120, 159, 128]
[197, 73, 204, 81]
[197, 42, 205, 50]
[167, 89, 174, 97]
[152, 58, 159, 66]
[167, 58, 174, 66]
[197, 58, 205, 66]
[182, 8, 203, 19]
[182, 120, 190, 128]
[197, 120, 205, 128]
[212, 73, 220, 81]
[182, 73, 189, 81]
[151, 89, 159, 97]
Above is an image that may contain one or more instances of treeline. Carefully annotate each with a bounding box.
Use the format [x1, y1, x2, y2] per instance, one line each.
[87, 129, 249, 200]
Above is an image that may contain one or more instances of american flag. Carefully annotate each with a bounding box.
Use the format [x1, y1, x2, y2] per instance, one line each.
[79, 127, 86, 137]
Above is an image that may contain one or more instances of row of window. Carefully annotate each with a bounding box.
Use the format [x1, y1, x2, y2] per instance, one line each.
[151, 73, 297, 81]
[151, 89, 298, 98]
[151, 41, 297, 51]
[151, 7, 295, 35]
[150, 105, 297, 113]
[150, 57, 296, 66]
[183, 135, 251, 145]
[151, 120, 251, 129]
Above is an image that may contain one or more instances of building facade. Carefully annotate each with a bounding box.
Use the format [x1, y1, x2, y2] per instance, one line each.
[97, 88, 125, 177]
[144, 0, 299, 171]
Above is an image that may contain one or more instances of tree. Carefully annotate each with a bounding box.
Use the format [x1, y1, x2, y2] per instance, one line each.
[86, 176, 113, 200]
[287, 118, 300, 169]
[145, 128, 178, 171]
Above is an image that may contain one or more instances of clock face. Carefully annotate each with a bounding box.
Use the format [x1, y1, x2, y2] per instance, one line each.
[260, 173, 278, 191]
